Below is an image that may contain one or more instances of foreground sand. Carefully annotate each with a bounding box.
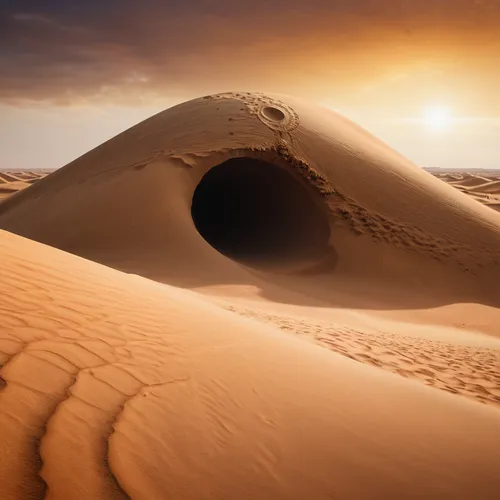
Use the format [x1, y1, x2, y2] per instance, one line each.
[1, 230, 500, 499]
[1, 93, 500, 499]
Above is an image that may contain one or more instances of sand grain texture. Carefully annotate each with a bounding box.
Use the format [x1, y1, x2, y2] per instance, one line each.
[1, 230, 500, 500]
[1, 93, 500, 499]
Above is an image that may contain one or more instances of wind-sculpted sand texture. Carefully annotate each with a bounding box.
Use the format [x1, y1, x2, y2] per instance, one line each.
[1, 93, 500, 498]
[2, 230, 500, 499]
[220, 304, 500, 408]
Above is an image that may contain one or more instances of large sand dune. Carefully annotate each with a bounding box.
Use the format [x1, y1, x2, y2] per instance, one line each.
[1, 93, 500, 302]
[1, 230, 500, 499]
[1, 92, 500, 499]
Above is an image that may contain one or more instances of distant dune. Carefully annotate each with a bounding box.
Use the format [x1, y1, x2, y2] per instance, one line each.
[433, 170, 500, 212]
[0, 170, 49, 201]
[469, 180, 500, 195]
[1, 93, 500, 499]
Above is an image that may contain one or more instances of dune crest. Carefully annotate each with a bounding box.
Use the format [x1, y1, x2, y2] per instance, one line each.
[1, 92, 499, 304]
[1, 93, 500, 499]
[0, 170, 48, 202]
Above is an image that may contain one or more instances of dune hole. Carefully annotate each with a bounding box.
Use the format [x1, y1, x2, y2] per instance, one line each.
[262, 106, 286, 121]
[191, 157, 331, 267]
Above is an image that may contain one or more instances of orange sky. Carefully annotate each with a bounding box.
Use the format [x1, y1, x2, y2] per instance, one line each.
[1, 0, 500, 169]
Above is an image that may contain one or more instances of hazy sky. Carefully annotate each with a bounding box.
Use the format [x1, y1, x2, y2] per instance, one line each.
[1, 0, 500, 170]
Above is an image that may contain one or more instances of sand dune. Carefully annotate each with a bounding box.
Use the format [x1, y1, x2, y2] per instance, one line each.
[1, 229, 500, 499]
[469, 180, 500, 195]
[1, 93, 500, 300]
[0, 171, 23, 183]
[1, 92, 500, 499]
[0, 182, 32, 202]
[433, 171, 500, 213]
[0, 170, 48, 201]
[486, 203, 500, 212]
[448, 175, 492, 188]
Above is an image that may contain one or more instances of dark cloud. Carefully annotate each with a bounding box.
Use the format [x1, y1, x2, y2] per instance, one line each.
[1, 0, 499, 104]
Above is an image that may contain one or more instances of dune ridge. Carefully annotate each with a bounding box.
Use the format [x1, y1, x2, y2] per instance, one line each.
[1, 93, 500, 294]
[220, 301, 500, 407]
[0, 170, 49, 201]
[433, 171, 500, 212]
[1, 93, 500, 499]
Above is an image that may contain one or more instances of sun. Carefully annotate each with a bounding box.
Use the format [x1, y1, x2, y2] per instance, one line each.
[422, 106, 453, 132]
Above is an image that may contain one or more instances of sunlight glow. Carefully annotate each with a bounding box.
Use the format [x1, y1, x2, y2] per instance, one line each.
[422, 106, 453, 132]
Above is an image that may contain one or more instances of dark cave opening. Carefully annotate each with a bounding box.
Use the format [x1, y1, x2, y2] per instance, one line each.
[191, 157, 331, 267]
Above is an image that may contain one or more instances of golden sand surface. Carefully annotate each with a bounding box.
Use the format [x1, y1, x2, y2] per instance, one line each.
[1, 93, 499, 499]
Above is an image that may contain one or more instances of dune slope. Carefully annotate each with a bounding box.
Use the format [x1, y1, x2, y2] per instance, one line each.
[1, 229, 500, 500]
[1, 94, 500, 499]
[0, 92, 499, 309]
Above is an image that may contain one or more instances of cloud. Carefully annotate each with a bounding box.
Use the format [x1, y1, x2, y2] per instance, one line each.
[1, 0, 500, 105]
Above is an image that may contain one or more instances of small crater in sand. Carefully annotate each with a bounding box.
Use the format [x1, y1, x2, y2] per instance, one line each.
[261, 106, 286, 122]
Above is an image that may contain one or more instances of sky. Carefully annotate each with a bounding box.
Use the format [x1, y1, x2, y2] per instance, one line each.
[1, 0, 500, 170]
